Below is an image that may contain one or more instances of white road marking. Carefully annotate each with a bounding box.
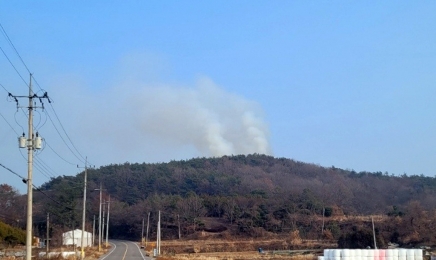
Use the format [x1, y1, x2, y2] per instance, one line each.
[133, 242, 147, 259]
[100, 242, 117, 260]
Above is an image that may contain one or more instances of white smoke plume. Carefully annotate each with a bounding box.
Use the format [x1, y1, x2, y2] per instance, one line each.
[128, 77, 271, 157]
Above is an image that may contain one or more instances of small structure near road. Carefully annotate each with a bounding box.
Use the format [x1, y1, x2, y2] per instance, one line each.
[62, 229, 93, 247]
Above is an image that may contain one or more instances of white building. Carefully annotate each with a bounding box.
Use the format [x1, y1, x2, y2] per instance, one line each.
[62, 229, 93, 247]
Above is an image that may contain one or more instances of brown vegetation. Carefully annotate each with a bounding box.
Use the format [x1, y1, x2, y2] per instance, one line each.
[156, 238, 322, 260]
[3, 154, 436, 250]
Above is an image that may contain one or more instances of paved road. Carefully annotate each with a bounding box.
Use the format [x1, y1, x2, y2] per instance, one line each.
[99, 240, 154, 260]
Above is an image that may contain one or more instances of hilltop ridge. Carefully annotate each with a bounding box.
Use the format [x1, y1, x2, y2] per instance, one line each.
[2, 154, 436, 247]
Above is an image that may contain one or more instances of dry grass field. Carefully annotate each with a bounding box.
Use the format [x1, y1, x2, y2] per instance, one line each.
[157, 251, 318, 260]
[0, 245, 110, 260]
[146, 236, 332, 260]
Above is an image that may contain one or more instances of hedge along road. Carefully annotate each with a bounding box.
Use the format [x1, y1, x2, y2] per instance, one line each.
[99, 240, 153, 260]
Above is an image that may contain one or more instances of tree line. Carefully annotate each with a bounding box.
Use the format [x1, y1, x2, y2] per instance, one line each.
[2, 154, 436, 247]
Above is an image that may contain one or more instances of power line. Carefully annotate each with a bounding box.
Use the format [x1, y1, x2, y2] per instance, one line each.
[45, 140, 76, 166]
[0, 47, 28, 86]
[2, 22, 87, 165]
[34, 157, 57, 178]
[17, 101, 86, 167]
[0, 22, 31, 74]
[1, 89, 56, 180]
[46, 104, 87, 163]
[33, 186, 74, 211]
[17, 108, 77, 167]
[1, 21, 93, 174]
[43, 109, 86, 164]
[0, 162, 26, 182]
[18, 149, 53, 181]
[0, 162, 73, 228]
[5, 97, 82, 180]
[0, 111, 20, 136]
[0, 83, 10, 93]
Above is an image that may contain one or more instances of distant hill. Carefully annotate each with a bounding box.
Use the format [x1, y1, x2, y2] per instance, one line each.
[19, 154, 436, 246]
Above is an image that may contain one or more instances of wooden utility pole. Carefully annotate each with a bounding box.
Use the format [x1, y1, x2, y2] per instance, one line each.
[105, 196, 110, 247]
[79, 157, 88, 260]
[372, 216, 377, 249]
[146, 212, 150, 248]
[322, 207, 325, 234]
[157, 211, 161, 256]
[98, 183, 102, 251]
[92, 215, 95, 246]
[26, 75, 34, 260]
[46, 213, 49, 258]
[177, 214, 181, 239]
[102, 200, 105, 247]
[10, 74, 49, 260]
[141, 217, 144, 247]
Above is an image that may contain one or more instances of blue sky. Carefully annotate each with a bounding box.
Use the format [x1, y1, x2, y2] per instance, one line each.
[1, 1, 436, 193]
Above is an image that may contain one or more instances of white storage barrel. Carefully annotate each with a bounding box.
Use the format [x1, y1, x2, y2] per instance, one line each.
[324, 249, 331, 260]
[406, 250, 415, 260]
[332, 249, 341, 260]
[374, 249, 380, 257]
[342, 249, 352, 257]
[399, 249, 407, 260]
[333, 249, 341, 257]
[380, 249, 386, 260]
[329, 249, 335, 260]
[414, 249, 423, 260]
[392, 249, 399, 260]
[355, 249, 362, 260]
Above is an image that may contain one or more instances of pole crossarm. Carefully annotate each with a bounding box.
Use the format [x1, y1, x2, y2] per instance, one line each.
[8, 91, 51, 110]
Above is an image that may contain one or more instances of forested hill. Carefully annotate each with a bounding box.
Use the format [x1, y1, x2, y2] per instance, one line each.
[42, 154, 436, 214]
[25, 154, 436, 242]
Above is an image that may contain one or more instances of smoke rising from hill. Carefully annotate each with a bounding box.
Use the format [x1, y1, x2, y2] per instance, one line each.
[130, 77, 271, 157]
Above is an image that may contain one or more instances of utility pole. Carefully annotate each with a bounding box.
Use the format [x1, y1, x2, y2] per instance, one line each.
[92, 215, 95, 246]
[78, 157, 89, 260]
[10, 74, 50, 260]
[98, 183, 102, 252]
[322, 207, 325, 234]
[105, 195, 110, 247]
[102, 200, 105, 247]
[145, 212, 150, 249]
[46, 213, 49, 258]
[372, 216, 377, 249]
[141, 217, 144, 247]
[25, 75, 34, 260]
[157, 210, 161, 256]
[177, 214, 181, 239]
[93, 184, 106, 251]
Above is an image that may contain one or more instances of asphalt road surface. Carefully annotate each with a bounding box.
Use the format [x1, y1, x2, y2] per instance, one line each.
[99, 240, 154, 260]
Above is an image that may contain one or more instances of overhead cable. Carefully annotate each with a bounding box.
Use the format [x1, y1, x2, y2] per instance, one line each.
[0, 47, 28, 86]
[0, 22, 31, 74]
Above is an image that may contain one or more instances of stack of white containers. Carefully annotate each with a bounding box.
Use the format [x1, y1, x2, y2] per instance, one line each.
[319, 249, 423, 260]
